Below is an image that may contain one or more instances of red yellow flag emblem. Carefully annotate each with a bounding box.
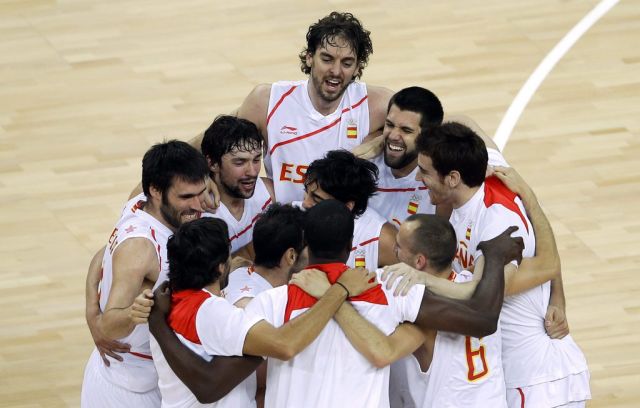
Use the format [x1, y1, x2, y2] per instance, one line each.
[407, 194, 420, 215]
[347, 123, 357, 139]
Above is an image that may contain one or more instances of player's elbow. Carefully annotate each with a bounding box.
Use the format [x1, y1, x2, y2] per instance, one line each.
[371, 354, 393, 369]
[549, 258, 562, 279]
[469, 313, 499, 338]
[271, 340, 297, 361]
[472, 314, 500, 338]
[191, 381, 224, 404]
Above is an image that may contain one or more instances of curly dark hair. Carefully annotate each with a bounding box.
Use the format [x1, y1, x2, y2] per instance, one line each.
[167, 218, 230, 291]
[298, 12, 373, 79]
[305, 149, 379, 217]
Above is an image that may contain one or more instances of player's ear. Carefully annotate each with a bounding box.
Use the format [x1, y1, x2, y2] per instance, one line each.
[447, 170, 461, 188]
[209, 159, 220, 175]
[415, 253, 427, 270]
[149, 184, 162, 201]
[305, 52, 313, 68]
[345, 201, 355, 212]
[284, 247, 297, 266]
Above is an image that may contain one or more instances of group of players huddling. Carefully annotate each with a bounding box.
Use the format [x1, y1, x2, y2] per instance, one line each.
[81, 11, 591, 408]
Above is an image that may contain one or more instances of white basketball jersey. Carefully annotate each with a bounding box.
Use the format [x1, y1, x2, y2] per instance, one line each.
[348, 206, 387, 271]
[451, 149, 589, 389]
[368, 155, 436, 227]
[211, 177, 272, 253]
[420, 270, 507, 407]
[266, 80, 370, 203]
[224, 265, 275, 306]
[97, 194, 173, 392]
[245, 267, 425, 408]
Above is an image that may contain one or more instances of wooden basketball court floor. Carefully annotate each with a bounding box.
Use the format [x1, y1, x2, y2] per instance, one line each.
[1, 0, 638, 406]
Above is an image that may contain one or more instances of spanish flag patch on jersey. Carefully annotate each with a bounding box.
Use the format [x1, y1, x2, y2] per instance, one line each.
[407, 200, 419, 215]
[354, 248, 366, 268]
[347, 123, 357, 139]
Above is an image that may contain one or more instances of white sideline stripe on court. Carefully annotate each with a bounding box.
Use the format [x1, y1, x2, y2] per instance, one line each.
[493, 0, 619, 151]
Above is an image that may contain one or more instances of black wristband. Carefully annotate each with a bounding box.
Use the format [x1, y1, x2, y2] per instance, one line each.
[334, 281, 350, 298]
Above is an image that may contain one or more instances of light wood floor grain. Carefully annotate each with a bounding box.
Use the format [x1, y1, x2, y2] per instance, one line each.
[1, 0, 638, 406]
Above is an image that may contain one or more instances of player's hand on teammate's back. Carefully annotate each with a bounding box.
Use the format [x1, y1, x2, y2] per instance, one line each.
[545, 304, 570, 339]
[477, 226, 524, 265]
[492, 166, 534, 199]
[337, 267, 378, 297]
[290, 268, 331, 299]
[149, 281, 172, 325]
[381, 263, 422, 296]
[130, 289, 154, 325]
[87, 315, 130, 366]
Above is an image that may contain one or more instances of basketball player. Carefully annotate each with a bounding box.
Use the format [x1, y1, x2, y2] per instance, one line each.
[299, 149, 397, 270]
[200, 115, 273, 258]
[412, 122, 590, 407]
[149, 216, 376, 408]
[227, 12, 394, 204]
[225, 203, 307, 307]
[84, 116, 274, 363]
[80, 140, 210, 407]
[366, 86, 449, 227]
[223, 203, 307, 407]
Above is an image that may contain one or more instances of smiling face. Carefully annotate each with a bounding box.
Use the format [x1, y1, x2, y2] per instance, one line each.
[159, 177, 207, 230]
[306, 35, 359, 106]
[383, 104, 423, 171]
[216, 147, 262, 200]
[416, 153, 453, 207]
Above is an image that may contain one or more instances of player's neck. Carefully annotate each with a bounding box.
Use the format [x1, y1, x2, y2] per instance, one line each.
[452, 184, 481, 209]
[431, 267, 453, 280]
[307, 80, 343, 116]
[204, 281, 222, 296]
[218, 182, 245, 221]
[143, 200, 178, 233]
[308, 253, 348, 266]
[390, 157, 418, 179]
[253, 265, 289, 288]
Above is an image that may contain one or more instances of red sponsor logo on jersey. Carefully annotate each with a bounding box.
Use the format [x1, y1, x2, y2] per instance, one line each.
[280, 125, 298, 135]
[456, 240, 474, 270]
[131, 200, 144, 213]
[108, 227, 119, 254]
[279, 163, 308, 184]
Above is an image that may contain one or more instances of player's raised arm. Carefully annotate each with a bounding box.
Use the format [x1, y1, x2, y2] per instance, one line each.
[236, 83, 271, 141]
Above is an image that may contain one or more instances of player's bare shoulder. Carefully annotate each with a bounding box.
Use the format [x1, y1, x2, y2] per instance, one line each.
[365, 84, 394, 134]
[237, 83, 272, 139]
